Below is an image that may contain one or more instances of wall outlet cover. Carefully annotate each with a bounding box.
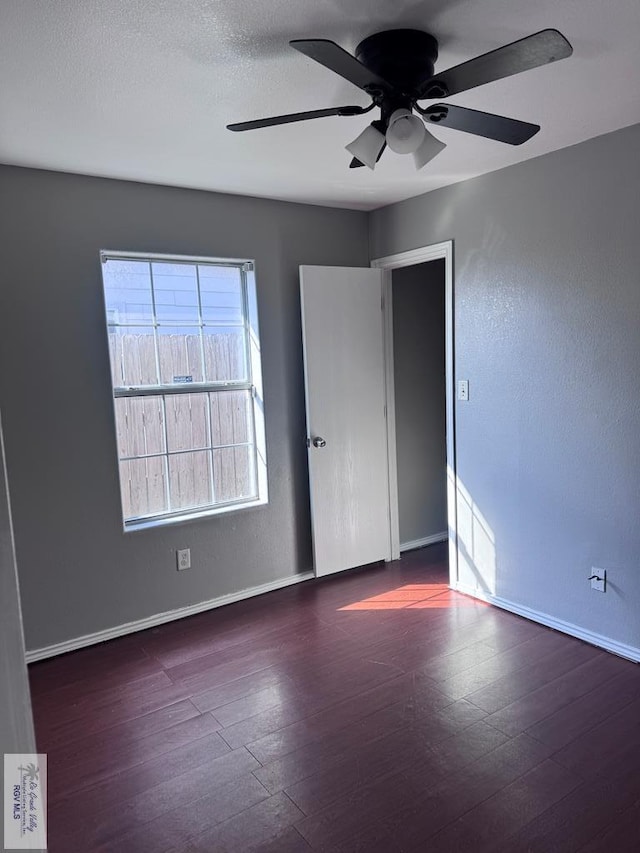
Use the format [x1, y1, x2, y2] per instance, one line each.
[177, 548, 191, 571]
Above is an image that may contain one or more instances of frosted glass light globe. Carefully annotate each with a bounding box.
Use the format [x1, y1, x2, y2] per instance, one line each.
[345, 124, 386, 170]
[386, 109, 426, 154]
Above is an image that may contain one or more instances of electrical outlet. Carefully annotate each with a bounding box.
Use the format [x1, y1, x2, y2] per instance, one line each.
[177, 548, 191, 571]
[590, 567, 606, 592]
[458, 379, 469, 401]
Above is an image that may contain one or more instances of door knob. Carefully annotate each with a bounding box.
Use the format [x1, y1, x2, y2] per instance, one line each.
[312, 436, 327, 448]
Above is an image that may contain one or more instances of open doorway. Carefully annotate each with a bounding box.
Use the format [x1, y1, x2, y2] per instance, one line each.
[392, 259, 447, 553]
[372, 241, 457, 589]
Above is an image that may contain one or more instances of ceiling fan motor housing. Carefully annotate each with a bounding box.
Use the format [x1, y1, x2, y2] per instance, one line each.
[355, 29, 439, 95]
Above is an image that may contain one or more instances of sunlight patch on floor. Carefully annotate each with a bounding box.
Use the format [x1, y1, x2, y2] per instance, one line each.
[338, 583, 487, 611]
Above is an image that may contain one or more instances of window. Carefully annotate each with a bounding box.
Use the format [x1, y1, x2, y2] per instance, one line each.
[100, 252, 267, 529]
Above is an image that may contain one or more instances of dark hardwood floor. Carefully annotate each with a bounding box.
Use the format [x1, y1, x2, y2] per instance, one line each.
[29, 544, 640, 852]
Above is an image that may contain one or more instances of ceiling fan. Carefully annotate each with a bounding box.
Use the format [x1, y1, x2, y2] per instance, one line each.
[227, 28, 572, 170]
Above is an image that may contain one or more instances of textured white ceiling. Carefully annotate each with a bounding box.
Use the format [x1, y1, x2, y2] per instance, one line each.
[1, 0, 639, 210]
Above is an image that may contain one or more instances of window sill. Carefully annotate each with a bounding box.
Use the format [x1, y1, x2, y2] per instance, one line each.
[123, 495, 269, 533]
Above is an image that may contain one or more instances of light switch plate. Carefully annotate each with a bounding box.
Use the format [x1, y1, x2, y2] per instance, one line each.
[458, 379, 469, 401]
[590, 567, 606, 592]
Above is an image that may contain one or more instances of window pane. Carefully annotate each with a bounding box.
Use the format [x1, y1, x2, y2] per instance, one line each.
[210, 390, 252, 447]
[114, 397, 165, 458]
[168, 451, 212, 511]
[119, 457, 167, 519]
[213, 446, 256, 503]
[103, 259, 154, 325]
[199, 265, 243, 325]
[152, 262, 199, 324]
[203, 327, 246, 382]
[165, 393, 209, 452]
[109, 326, 158, 386]
[157, 327, 203, 384]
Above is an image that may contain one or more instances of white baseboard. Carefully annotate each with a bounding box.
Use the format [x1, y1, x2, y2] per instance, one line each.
[26, 571, 315, 663]
[452, 581, 640, 664]
[400, 532, 448, 553]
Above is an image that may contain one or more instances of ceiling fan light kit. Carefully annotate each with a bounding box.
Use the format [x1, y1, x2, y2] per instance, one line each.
[385, 109, 426, 154]
[413, 128, 447, 170]
[345, 122, 386, 169]
[227, 27, 572, 173]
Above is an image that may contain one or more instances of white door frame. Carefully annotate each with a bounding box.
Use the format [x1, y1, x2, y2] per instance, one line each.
[371, 241, 457, 589]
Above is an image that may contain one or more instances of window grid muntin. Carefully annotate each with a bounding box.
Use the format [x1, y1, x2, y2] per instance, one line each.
[148, 262, 172, 511]
[193, 265, 215, 509]
[103, 253, 260, 525]
[119, 440, 253, 463]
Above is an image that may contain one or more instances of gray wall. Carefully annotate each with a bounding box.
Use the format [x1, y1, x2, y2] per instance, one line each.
[371, 123, 640, 652]
[0, 411, 35, 757]
[392, 261, 447, 546]
[5, 123, 640, 657]
[0, 166, 369, 651]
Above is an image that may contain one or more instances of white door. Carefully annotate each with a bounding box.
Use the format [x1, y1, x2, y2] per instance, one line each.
[300, 265, 391, 577]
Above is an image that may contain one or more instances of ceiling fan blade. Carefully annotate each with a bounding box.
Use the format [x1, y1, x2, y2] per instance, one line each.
[418, 29, 572, 99]
[227, 104, 369, 132]
[290, 39, 397, 96]
[424, 104, 539, 144]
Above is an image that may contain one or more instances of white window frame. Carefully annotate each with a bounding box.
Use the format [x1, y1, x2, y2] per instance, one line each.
[100, 250, 268, 531]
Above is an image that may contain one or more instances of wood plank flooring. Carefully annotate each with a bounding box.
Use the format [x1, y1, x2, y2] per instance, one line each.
[29, 544, 640, 852]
